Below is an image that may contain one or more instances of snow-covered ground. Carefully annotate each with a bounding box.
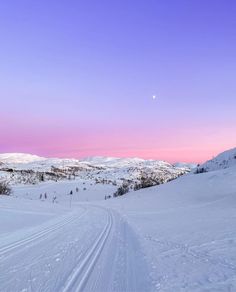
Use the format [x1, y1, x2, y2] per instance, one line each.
[195, 147, 236, 172]
[11, 179, 116, 203]
[0, 193, 151, 291]
[1, 149, 236, 291]
[104, 165, 236, 291]
[0, 199, 151, 292]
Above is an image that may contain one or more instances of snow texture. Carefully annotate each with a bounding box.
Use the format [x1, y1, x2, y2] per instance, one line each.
[0, 149, 236, 291]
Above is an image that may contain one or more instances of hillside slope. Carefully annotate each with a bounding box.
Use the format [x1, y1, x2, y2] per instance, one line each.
[105, 164, 236, 291]
[195, 147, 236, 173]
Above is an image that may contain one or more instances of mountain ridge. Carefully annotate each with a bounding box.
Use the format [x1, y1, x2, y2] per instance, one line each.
[195, 147, 236, 173]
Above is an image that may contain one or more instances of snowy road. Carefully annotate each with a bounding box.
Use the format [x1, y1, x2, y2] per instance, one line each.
[0, 204, 152, 292]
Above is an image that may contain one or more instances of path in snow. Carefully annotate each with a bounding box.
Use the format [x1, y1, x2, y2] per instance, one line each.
[0, 204, 152, 292]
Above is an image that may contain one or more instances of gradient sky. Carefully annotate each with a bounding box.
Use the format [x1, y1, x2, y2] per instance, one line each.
[0, 0, 236, 163]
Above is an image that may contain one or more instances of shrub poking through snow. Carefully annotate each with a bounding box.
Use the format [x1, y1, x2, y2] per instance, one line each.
[0, 180, 12, 195]
[113, 183, 129, 197]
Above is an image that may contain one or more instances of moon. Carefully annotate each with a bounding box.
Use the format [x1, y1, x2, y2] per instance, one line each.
[152, 95, 156, 100]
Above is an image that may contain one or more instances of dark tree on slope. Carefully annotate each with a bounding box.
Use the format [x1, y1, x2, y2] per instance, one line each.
[195, 167, 207, 174]
[133, 173, 160, 191]
[113, 183, 129, 197]
[0, 180, 12, 195]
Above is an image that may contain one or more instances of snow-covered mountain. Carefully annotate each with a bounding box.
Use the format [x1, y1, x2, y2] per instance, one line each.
[0, 153, 84, 171]
[195, 147, 236, 173]
[0, 153, 46, 164]
[173, 162, 197, 170]
[82, 156, 171, 168]
[0, 153, 190, 188]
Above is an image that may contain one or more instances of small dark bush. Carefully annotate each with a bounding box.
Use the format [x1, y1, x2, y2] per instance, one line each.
[0, 180, 12, 195]
[113, 183, 129, 197]
[195, 167, 207, 174]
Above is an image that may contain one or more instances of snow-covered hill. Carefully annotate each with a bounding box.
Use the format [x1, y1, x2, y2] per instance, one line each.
[195, 147, 236, 173]
[82, 156, 171, 168]
[0, 153, 84, 171]
[0, 153, 46, 164]
[82, 156, 145, 167]
[0, 153, 190, 189]
[104, 164, 236, 291]
[173, 162, 197, 170]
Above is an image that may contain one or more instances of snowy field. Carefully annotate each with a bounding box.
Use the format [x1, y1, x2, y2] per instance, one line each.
[11, 179, 116, 203]
[0, 191, 151, 291]
[104, 166, 236, 291]
[1, 153, 236, 291]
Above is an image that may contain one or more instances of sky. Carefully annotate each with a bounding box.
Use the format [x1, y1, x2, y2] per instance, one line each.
[0, 0, 236, 163]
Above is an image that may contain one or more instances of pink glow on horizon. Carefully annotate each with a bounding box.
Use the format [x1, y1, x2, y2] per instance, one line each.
[1, 113, 235, 163]
[1, 1, 236, 164]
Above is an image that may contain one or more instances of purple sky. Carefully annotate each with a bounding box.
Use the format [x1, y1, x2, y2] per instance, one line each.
[0, 0, 236, 162]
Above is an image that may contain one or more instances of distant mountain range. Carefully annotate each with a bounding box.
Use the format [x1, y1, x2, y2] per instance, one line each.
[0, 153, 195, 188]
[0, 148, 235, 193]
[0, 153, 196, 169]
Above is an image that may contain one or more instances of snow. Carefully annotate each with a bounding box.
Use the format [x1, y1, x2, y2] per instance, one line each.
[173, 162, 197, 170]
[0, 197, 151, 291]
[0, 153, 192, 172]
[103, 165, 236, 291]
[0, 153, 46, 164]
[82, 156, 160, 167]
[196, 147, 236, 172]
[1, 149, 236, 291]
[11, 178, 116, 202]
[0, 152, 189, 188]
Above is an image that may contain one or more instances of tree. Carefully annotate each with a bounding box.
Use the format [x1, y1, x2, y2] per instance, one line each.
[40, 173, 45, 182]
[0, 180, 12, 195]
[195, 167, 207, 174]
[113, 183, 129, 197]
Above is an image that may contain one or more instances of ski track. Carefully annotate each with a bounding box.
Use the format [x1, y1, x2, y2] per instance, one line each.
[0, 205, 152, 292]
[61, 207, 113, 292]
[0, 210, 87, 260]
